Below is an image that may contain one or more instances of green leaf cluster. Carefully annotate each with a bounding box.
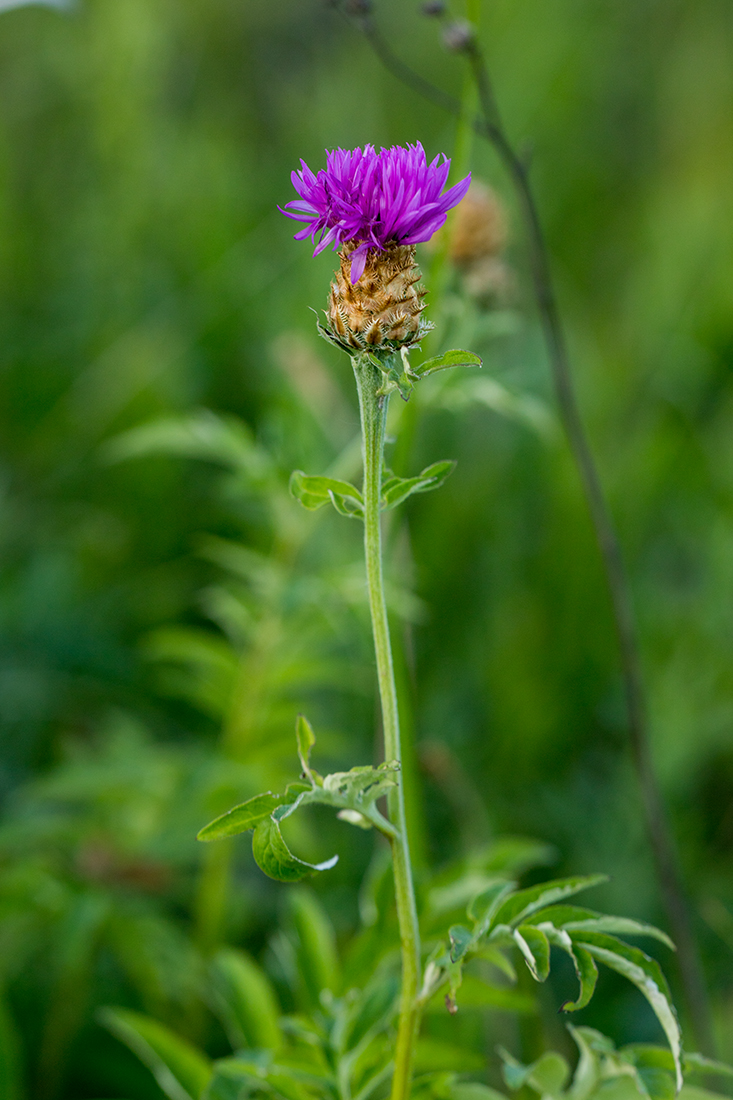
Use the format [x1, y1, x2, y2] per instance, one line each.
[197, 716, 400, 881]
[420, 875, 684, 1091]
[290, 461, 456, 520]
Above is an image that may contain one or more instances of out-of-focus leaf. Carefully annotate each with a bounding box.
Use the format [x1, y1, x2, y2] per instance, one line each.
[0, 991, 23, 1100]
[210, 948, 282, 1052]
[414, 1039, 484, 1073]
[104, 411, 272, 484]
[295, 715, 316, 779]
[500, 1049, 570, 1097]
[448, 1085, 509, 1100]
[99, 1007, 212, 1100]
[288, 889, 341, 1005]
[425, 973, 534, 1014]
[683, 1054, 733, 1080]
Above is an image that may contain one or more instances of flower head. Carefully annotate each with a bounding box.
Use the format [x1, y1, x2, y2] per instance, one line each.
[280, 142, 470, 283]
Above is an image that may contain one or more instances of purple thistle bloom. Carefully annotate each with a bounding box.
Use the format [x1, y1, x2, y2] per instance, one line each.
[280, 142, 471, 284]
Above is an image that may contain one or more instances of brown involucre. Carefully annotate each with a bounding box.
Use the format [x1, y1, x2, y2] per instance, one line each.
[328, 243, 428, 350]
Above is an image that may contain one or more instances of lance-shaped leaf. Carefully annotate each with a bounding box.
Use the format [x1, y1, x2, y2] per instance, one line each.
[252, 816, 338, 883]
[570, 931, 682, 1092]
[410, 349, 483, 378]
[289, 471, 364, 518]
[526, 905, 674, 950]
[197, 792, 290, 842]
[381, 461, 456, 511]
[490, 875, 608, 932]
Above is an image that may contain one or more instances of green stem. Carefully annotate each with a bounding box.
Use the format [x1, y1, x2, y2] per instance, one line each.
[353, 354, 422, 1100]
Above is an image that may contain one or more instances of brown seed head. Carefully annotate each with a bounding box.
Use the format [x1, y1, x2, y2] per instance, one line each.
[449, 180, 507, 266]
[327, 242, 429, 351]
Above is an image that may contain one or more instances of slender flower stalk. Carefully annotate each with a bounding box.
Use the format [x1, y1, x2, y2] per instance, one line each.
[353, 353, 421, 1100]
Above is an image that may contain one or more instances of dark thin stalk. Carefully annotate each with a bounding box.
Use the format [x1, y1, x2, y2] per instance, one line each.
[342, 3, 714, 1053]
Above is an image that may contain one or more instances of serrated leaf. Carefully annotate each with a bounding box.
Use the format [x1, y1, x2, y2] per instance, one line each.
[197, 792, 285, 842]
[449, 925, 473, 964]
[99, 1007, 212, 1100]
[252, 816, 338, 883]
[295, 715, 316, 780]
[514, 925, 550, 982]
[289, 471, 364, 518]
[411, 349, 483, 378]
[571, 932, 682, 1092]
[380, 461, 456, 510]
[491, 875, 608, 932]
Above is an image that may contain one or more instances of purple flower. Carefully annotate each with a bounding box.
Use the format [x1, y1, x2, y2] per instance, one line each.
[280, 143, 471, 283]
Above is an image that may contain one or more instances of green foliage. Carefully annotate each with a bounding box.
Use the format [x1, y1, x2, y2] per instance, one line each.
[198, 717, 399, 879]
[420, 875, 683, 1090]
[99, 1008, 212, 1100]
[499, 1027, 733, 1100]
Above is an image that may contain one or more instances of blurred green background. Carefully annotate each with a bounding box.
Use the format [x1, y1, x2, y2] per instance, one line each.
[1, 0, 733, 1096]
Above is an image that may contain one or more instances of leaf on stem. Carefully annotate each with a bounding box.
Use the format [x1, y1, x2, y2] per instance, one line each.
[289, 471, 364, 519]
[197, 792, 291, 842]
[381, 461, 456, 510]
[409, 349, 483, 378]
[252, 816, 339, 883]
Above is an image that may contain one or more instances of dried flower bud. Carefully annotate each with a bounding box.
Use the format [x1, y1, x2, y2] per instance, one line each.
[449, 180, 507, 265]
[442, 19, 474, 52]
[421, 0, 446, 16]
[327, 243, 430, 351]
